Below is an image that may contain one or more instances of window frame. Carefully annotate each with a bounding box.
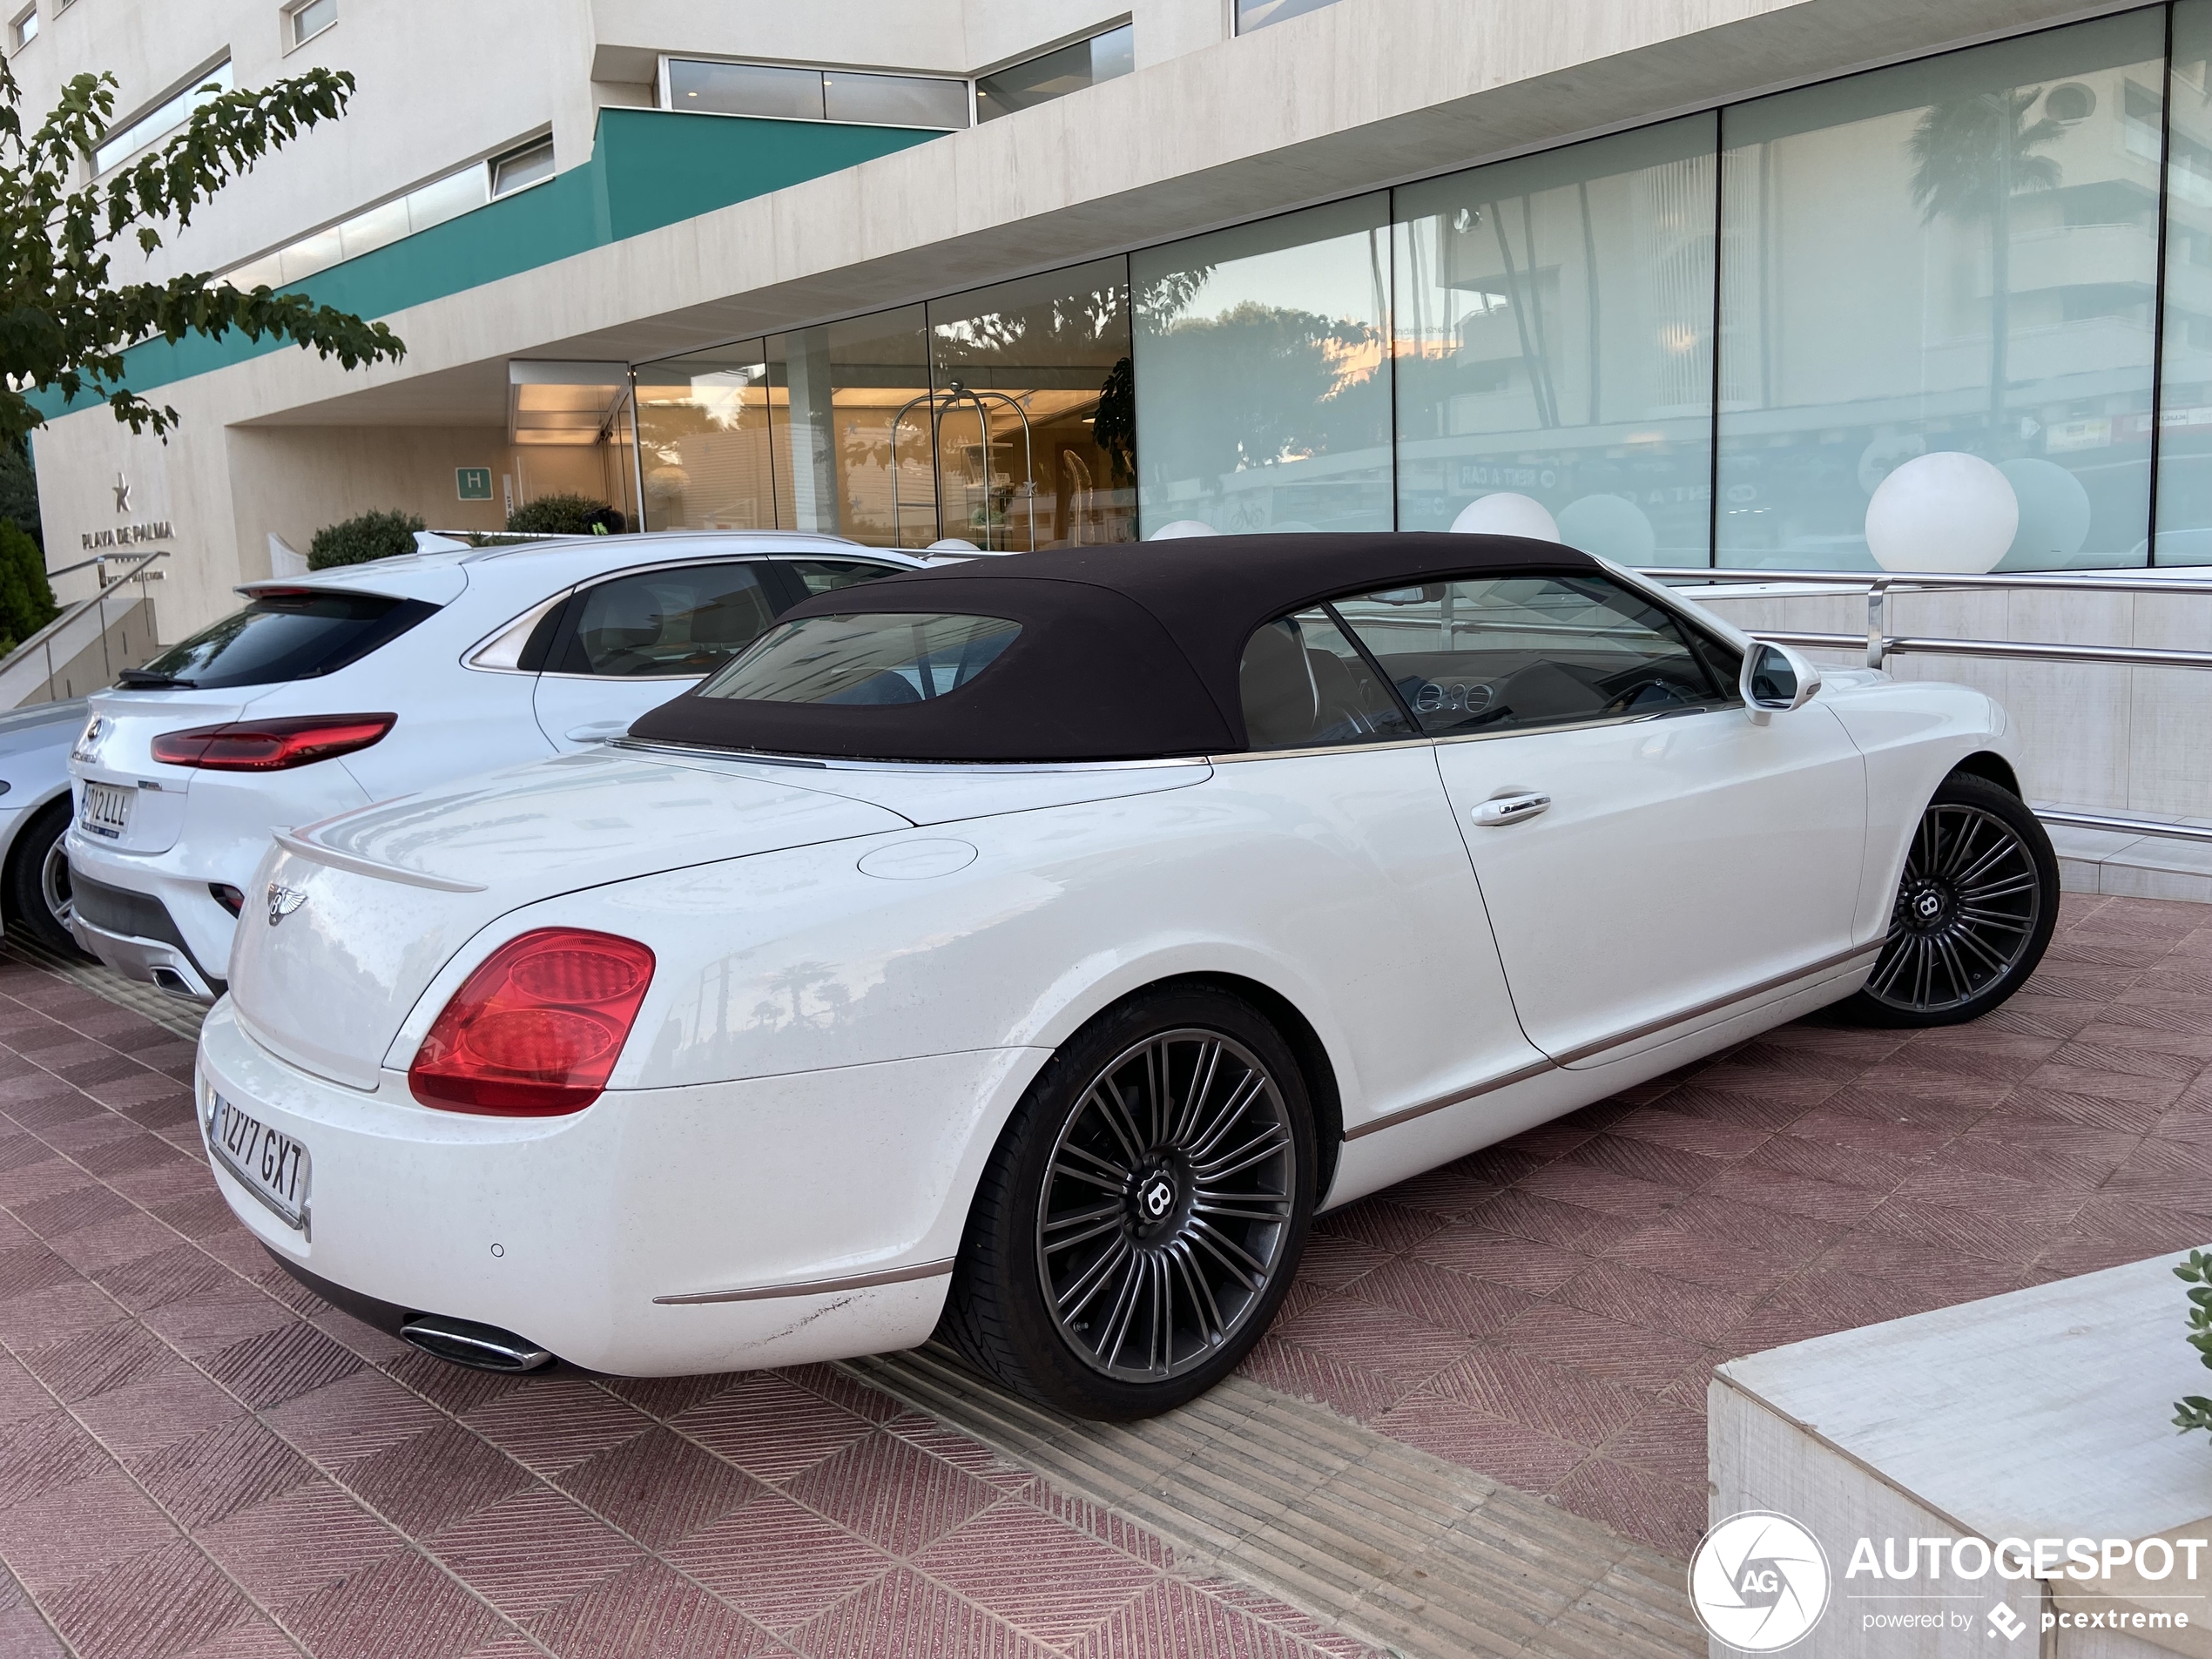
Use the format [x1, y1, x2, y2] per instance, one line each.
[529, 557, 799, 682]
[281, 0, 335, 52]
[1221, 567, 1748, 761]
[656, 54, 972, 132]
[10, 3, 36, 50]
[487, 133, 555, 199]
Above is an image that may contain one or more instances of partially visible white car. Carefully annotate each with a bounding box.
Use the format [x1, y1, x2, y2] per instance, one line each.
[68, 532, 921, 998]
[0, 698, 90, 953]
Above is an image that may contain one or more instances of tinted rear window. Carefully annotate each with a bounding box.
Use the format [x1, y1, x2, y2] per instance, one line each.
[700, 612, 1020, 705]
[132, 590, 438, 690]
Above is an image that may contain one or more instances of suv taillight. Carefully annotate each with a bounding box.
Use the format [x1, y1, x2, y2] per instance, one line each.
[408, 929, 656, 1116]
[151, 713, 396, 771]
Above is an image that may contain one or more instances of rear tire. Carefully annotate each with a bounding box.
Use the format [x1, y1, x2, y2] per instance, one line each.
[4, 799, 83, 957]
[1840, 772, 2057, 1028]
[940, 985, 1315, 1420]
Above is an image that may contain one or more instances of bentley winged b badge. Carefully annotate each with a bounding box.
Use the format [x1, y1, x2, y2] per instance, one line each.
[266, 884, 307, 927]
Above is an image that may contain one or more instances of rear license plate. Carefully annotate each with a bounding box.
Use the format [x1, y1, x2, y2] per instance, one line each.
[78, 781, 133, 840]
[205, 1094, 311, 1235]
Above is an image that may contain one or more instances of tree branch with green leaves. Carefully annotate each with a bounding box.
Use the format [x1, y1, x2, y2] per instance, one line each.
[0, 51, 405, 448]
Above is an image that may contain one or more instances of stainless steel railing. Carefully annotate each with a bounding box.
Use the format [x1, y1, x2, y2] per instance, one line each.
[1641, 566, 2212, 848]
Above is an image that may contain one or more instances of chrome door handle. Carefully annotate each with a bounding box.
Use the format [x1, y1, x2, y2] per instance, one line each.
[1472, 792, 1551, 827]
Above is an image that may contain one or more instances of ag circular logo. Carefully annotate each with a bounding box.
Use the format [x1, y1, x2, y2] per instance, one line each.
[1689, 1511, 1831, 1652]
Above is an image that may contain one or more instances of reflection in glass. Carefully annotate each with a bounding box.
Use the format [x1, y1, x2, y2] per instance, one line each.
[1133, 197, 1393, 536]
[767, 307, 938, 548]
[705, 614, 1021, 704]
[976, 26, 1135, 122]
[2161, 2, 2212, 563]
[927, 260, 1135, 549]
[1394, 116, 1717, 564]
[665, 59, 823, 121]
[633, 343, 777, 531]
[1716, 12, 2164, 569]
[822, 71, 969, 129]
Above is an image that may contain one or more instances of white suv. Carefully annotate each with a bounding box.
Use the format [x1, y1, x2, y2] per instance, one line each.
[67, 531, 919, 998]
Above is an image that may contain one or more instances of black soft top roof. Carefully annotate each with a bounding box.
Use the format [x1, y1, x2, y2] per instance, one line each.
[628, 531, 1602, 763]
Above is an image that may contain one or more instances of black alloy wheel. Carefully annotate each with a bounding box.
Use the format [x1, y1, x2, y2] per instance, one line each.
[1844, 772, 2058, 1027]
[941, 986, 1314, 1419]
[3, 799, 84, 957]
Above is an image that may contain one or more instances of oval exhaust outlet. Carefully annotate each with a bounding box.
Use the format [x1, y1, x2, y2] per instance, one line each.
[398, 1314, 554, 1372]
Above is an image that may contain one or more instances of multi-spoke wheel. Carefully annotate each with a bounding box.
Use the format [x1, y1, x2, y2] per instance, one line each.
[1844, 772, 2058, 1028]
[942, 987, 1315, 1419]
[3, 799, 84, 957]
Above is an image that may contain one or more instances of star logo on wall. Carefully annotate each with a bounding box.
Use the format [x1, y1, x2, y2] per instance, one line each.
[111, 473, 131, 514]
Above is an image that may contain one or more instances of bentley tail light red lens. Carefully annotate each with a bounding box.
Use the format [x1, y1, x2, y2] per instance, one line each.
[151, 713, 396, 771]
[408, 929, 657, 1116]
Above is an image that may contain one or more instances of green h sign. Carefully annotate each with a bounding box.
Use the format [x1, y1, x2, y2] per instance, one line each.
[455, 467, 493, 501]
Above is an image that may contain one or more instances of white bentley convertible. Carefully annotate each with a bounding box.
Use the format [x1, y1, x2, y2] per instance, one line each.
[196, 534, 2055, 1416]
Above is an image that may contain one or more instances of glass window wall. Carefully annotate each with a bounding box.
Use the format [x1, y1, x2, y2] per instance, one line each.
[2160, 1, 2212, 561]
[766, 307, 939, 549]
[976, 27, 1135, 122]
[633, 344, 777, 531]
[927, 260, 1135, 549]
[1132, 197, 1394, 536]
[1394, 116, 1717, 564]
[1716, 11, 2166, 569]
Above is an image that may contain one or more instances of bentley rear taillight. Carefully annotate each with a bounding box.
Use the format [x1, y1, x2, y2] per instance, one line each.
[408, 929, 656, 1116]
[151, 713, 395, 771]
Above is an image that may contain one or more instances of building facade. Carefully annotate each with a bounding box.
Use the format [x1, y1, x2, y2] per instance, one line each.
[19, 0, 2212, 813]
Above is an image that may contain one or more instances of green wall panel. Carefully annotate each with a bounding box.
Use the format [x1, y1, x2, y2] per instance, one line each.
[36, 110, 941, 417]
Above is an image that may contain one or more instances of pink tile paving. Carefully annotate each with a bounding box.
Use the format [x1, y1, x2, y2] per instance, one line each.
[0, 956, 1381, 1656]
[0, 893, 2201, 1651]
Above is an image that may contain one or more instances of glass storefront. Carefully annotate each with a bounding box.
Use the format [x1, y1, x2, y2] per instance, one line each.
[634, 3, 2212, 571]
[1716, 11, 2165, 570]
[1133, 197, 1393, 536]
[1394, 116, 1717, 564]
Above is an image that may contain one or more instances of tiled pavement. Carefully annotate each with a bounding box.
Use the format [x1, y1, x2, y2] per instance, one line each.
[1256, 891, 2212, 1558]
[0, 893, 2202, 1654]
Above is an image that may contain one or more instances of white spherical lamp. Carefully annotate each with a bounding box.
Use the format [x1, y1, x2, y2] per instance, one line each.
[1997, 458, 2090, 568]
[1557, 494, 1656, 565]
[1149, 519, 1217, 540]
[925, 536, 981, 553]
[1450, 493, 1560, 543]
[1864, 451, 2018, 575]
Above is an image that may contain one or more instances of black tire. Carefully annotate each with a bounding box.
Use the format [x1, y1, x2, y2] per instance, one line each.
[941, 985, 1315, 1420]
[1841, 772, 2058, 1028]
[4, 799, 83, 957]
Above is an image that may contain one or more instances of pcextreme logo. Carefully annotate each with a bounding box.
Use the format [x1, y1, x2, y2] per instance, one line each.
[1690, 1512, 2208, 1651]
[1690, 1512, 1832, 1652]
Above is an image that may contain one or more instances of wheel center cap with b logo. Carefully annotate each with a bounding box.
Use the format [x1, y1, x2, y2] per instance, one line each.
[1141, 1177, 1175, 1219]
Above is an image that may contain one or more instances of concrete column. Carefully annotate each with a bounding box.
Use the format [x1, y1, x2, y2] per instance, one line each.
[780, 327, 840, 535]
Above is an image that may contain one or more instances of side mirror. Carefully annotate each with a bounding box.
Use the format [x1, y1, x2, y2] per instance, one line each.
[1740, 642, 1820, 725]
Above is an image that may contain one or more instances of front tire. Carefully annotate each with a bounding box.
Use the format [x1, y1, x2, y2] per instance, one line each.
[4, 799, 83, 957]
[1842, 772, 2058, 1028]
[941, 986, 1315, 1420]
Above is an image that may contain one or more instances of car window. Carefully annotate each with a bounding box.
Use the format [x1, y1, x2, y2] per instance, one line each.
[552, 563, 778, 678]
[786, 559, 900, 597]
[699, 612, 1019, 705]
[1332, 572, 1728, 737]
[1239, 607, 1414, 751]
[128, 590, 438, 691]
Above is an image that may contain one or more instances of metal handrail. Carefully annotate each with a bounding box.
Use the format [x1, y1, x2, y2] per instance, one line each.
[1637, 566, 2212, 849]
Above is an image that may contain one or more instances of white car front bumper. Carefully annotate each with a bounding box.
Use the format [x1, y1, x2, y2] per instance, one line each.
[195, 999, 1037, 1375]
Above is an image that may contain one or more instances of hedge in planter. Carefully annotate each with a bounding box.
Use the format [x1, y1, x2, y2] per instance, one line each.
[308, 509, 424, 570]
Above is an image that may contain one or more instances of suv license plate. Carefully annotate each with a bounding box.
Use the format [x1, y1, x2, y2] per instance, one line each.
[206, 1094, 311, 1236]
[78, 781, 133, 840]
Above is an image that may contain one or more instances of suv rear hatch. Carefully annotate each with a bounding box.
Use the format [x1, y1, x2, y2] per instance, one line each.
[76, 581, 453, 853]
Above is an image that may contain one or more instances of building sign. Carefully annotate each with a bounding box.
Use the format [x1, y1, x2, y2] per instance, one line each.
[456, 467, 493, 500]
[80, 471, 174, 550]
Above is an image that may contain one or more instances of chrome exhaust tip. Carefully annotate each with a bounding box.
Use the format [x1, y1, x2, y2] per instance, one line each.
[398, 1315, 554, 1373]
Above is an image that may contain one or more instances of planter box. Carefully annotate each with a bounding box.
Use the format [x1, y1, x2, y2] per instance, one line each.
[1710, 1249, 2212, 1656]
